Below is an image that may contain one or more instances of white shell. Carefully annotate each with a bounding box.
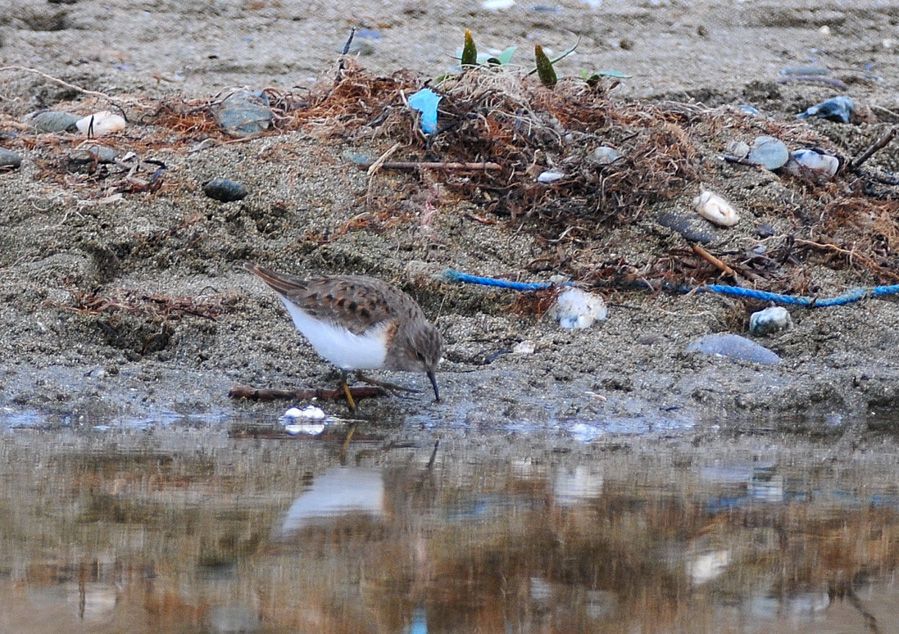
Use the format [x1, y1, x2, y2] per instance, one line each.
[76, 111, 126, 137]
[550, 288, 608, 330]
[693, 190, 739, 227]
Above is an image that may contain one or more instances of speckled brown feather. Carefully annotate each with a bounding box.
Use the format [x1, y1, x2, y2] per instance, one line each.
[246, 263, 422, 335]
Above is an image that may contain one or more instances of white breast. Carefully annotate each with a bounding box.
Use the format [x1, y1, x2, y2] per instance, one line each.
[281, 297, 389, 370]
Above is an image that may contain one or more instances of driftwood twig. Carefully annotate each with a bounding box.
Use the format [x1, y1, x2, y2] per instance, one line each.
[691, 243, 736, 278]
[849, 127, 897, 172]
[228, 385, 386, 403]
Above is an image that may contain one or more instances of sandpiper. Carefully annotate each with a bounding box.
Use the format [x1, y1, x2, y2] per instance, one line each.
[245, 263, 442, 409]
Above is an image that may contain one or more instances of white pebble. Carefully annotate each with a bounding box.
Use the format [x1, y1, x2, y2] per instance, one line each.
[513, 340, 536, 355]
[591, 145, 622, 165]
[749, 306, 793, 336]
[693, 190, 739, 227]
[283, 405, 326, 421]
[537, 170, 565, 184]
[482, 0, 515, 8]
[76, 111, 127, 137]
[550, 288, 608, 330]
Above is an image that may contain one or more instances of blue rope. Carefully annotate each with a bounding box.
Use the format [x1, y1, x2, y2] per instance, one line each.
[444, 269, 571, 291]
[444, 269, 899, 308]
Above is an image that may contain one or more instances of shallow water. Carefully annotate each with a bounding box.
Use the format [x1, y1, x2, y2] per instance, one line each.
[0, 420, 897, 633]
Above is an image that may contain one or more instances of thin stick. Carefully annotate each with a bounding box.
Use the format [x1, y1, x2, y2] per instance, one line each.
[795, 238, 899, 282]
[427, 438, 440, 470]
[691, 244, 735, 277]
[355, 161, 502, 171]
[848, 126, 897, 172]
[335, 27, 357, 82]
[0, 65, 128, 112]
[228, 385, 386, 402]
[341, 27, 357, 55]
[366, 141, 401, 177]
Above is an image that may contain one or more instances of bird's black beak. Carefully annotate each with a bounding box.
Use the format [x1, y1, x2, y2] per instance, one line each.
[427, 370, 440, 402]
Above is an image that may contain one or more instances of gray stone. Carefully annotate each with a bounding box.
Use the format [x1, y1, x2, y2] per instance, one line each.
[749, 306, 793, 336]
[213, 90, 272, 137]
[0, 148, 22, 170]
[28, 110, 79, 133]
[687, 333, 781, 364]
[203, 178, 248, 202]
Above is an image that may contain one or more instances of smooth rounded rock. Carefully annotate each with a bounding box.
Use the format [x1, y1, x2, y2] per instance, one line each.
[28, 110, 79, 133]
[746, 136, 789, 170]
[590, 145, 622, 166]
[68, 145, 118, 166]
[687, 333, 781, 364]
[0, 148, 22, 170]
[203, 178, 248, 202]
[538, 170, 566, 184]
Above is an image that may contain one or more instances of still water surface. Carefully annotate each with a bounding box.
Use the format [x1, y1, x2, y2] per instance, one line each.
[0, 421, 897, 633]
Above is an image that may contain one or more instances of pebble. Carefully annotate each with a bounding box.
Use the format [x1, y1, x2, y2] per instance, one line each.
[512, 340, 536, 355]
[482, 0, 515, 9]
[797, 96, 854, 124]
[783, 149, 840, 180]
[28, 110, 79, 133]
[590, 146, 622, 166]
[687, 333, 781, 364]
[749, 306, 793, 336]
[203, 178, 248, 202]
[694, 190, 739, 227]
[726, 140, 750, 159]
[75, 111, 127, 136]
[756, 223, 776, 238]
[550, 288, 607, 329]
[0, 148, 22, 170]
[283, 405, 327, 435]
[214, 90, 273, 137]
[68, 144, 118, 166]
[284, 405, 326, 420]
[738, 104, 760, 116]
[537, 170, 566, 183]
[746, 135, 789, 170]
[657, 211, 715, 244]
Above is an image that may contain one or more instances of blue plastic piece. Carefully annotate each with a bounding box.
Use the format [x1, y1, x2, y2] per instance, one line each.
[408, 88, 442, 134]
[796, 96, 854, 124]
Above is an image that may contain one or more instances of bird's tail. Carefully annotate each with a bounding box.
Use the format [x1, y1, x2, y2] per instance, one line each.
[244, 262, 306, 295]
